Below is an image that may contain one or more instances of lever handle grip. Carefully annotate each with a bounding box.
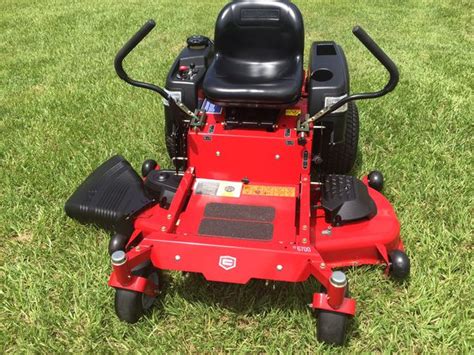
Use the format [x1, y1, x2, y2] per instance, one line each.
[114, 20, 156, 83]
[113, 20, 170, 100]
[352, 26, 399, 93]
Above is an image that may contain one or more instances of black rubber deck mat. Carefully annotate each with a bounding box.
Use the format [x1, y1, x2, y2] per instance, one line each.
[204, 203, 275, 222]
[198, 219, 273, 240]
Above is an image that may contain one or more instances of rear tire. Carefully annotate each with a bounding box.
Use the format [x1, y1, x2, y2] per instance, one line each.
[165, 118, 178, 161]
[165, 116, 187, 170]
[316, 102, 359, 174]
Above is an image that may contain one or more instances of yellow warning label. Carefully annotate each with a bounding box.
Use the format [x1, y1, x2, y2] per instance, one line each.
[285, 109, 301, 117]
[242, 185, 296, 197]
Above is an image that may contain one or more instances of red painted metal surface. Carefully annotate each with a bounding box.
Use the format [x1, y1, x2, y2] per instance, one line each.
[312, 293, 356, 316]
[187, 100, 309, 184]
[327, 282, 346, 309]
[108, 96, 404, 316]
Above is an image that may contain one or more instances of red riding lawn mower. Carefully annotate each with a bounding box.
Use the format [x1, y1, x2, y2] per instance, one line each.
[66, 0, 410, 346]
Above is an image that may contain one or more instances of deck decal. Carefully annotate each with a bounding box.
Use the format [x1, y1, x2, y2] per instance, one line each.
[242, 185, 296, 197]
[201, 99, 223, 114]
[194, 179, 242, 198]
[285, 109, 301, 116]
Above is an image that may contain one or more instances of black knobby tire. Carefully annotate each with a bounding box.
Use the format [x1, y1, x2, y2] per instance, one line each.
[165, 115, 187, 170]
[165, 117, 178, 160]
[114, 272, 159, 323]
[316, 102, 359, 174]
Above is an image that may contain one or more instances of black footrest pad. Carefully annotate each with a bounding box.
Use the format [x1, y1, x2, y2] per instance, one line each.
[204, 203, 275, 222]
[65, 155, 155, 233]
[199, 219, 273, 240]
[321, 175, 376, 226]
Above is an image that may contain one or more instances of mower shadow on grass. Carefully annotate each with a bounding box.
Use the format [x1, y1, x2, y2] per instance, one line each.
[161, 272, 364, 339]
[173, 273, 318, 314]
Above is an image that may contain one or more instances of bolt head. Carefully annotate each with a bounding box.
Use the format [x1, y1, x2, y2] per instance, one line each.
[320, 262, 326, 269]
[167, 214, 172, 220]
[175, 255, 181, 261]
[276, 264, 283, 271]
[216, 151, 221, 157]
[302, 238, 308, 244]
[275, 154, 280, 160]
[161, 226, 167, 232]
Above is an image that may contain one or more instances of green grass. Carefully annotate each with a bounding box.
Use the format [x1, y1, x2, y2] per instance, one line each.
[1, 0, 473, 352]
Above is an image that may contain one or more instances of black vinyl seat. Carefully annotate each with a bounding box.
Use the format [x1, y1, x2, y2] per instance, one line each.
[203, 0, 305, 106]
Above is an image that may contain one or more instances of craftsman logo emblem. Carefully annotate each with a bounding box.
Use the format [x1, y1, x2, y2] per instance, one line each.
[219, 256, 237, 270]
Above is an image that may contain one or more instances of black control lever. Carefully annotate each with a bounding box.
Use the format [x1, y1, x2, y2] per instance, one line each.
[114, 20, 170, 100]
[305, 26, 399, 124]
[114, 20, 199, 120]
[352, 26, 399, 97]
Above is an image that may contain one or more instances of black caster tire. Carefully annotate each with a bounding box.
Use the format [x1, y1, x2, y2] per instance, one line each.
[114, 272, 159, 323]
[368, 170, 384, 192]
[388, 250, 410, 279]
[141, 159, 157, 177]
[316, 282, 350, 345]
[317, 310, 349, 346]
[108, 233, 129, 255]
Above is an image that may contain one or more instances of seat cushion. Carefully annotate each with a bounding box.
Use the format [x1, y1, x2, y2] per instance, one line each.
[203, 0, 304, 106]
[203, 55, 303, 105]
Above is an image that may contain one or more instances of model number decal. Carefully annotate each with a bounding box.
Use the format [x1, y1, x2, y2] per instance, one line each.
[293, 246, 312, 253]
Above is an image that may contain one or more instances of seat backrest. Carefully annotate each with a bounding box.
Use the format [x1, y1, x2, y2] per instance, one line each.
[214, 0, 304, 63]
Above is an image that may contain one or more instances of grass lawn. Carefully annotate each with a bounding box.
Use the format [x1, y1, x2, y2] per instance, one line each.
[1, 0, 473, 352]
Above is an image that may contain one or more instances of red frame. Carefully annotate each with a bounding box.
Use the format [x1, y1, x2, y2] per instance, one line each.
[108, 95, 404, 317]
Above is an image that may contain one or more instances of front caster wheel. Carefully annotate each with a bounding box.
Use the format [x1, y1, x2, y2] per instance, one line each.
[114, 271, 159, 323]
[141, 159, 158, 177]
[388, 250, 410, 279]
[317, 310, 349, 346]
[368, 170, 384, 191]
[316, 281, 350, 346]
[108, 233, 129, 255]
